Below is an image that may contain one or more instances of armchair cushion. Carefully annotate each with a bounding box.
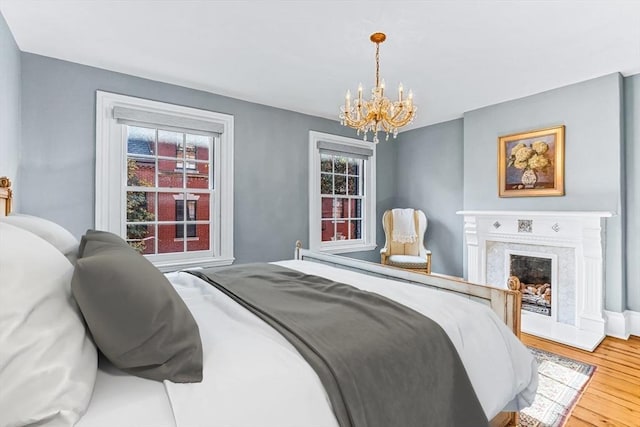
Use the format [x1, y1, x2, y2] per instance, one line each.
[387, 254, 428, 269]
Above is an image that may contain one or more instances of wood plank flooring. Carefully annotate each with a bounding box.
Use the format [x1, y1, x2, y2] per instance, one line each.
[522, 333, 640, 426]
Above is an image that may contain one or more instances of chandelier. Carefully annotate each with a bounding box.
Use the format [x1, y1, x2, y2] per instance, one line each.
[339, 32, 416, 143]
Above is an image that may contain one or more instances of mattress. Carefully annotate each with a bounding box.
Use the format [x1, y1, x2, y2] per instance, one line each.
[76, 358, 176, 427]
[75, 357, 175, 427]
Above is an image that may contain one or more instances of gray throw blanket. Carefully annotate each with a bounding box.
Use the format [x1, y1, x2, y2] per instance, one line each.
[188, 263, 488, 427]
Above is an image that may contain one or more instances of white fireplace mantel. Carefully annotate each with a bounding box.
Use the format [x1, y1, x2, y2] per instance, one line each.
[457, 210, 612, 351]
[458, 210, 613, 218]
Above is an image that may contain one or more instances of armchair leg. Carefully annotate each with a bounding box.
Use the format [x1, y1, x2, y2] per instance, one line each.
[425, 253, 432, 274]
[381, 253, 388, 265]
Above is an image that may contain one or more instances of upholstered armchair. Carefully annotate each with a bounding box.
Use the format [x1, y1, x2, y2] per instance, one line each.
[380, 209, 432, 274]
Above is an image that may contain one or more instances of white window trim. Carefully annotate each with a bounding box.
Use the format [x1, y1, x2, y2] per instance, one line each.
[309, 131, 376, 254]
[95, 91, 234, 271]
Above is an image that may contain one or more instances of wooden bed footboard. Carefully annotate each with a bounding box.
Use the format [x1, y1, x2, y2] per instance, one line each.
[0, 176, 12, 217]
[490, 411, 518, 427]
[294, 241, 521, 427]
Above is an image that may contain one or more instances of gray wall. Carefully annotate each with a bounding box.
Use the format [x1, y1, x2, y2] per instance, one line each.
[625, 74, 640, 311]
[394, 119, 464, 276]
[462, 73, 625, 312]
[0, 11, 20, 204]
[18, 53, 392, 264]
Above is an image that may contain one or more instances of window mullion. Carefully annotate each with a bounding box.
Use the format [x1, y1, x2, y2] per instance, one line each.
[152, 128, 158, 255]
[183, 133, 188, 254]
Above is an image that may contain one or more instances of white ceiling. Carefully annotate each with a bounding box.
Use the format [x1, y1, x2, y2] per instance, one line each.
[1, 0, 639, 130]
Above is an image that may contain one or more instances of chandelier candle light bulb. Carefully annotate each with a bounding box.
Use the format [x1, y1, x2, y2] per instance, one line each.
[339, 32, 417, 143]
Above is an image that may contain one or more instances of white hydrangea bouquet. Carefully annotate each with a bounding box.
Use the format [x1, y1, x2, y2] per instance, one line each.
[507, 140, 551, 172]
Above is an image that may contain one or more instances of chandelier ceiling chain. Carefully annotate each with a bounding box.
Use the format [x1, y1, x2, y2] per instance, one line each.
[339, 32, 417, 143]
[374, 35, 381, 89]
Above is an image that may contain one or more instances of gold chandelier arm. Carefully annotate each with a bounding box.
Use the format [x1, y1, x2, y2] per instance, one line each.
[379, 120, 393, 134]
[343, 115, 369, 129]
[386, 109, 416, 128]
[389, 104, 405, 122]
[343, 107, 376, 129]
[378, 104, 416, 128]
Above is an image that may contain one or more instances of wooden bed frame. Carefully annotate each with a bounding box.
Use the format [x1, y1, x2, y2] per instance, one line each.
[0, 176, 12, 217]
[0, 178, 519, 426]
[295, 241, 521, 427]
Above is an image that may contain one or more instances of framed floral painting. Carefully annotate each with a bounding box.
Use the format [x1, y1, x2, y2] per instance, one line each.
[498, 125, 565, 197]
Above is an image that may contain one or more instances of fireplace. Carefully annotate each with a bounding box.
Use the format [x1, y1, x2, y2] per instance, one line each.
[508, 253, 553, 317]
[458, 210, 611, 351]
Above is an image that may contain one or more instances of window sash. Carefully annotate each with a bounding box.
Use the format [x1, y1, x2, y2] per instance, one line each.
[125, 123, 212, 253]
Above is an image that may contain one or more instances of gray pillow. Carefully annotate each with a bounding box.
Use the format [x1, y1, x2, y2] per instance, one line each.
[78, 229, 129, 256]
[71, 233, 203, 383]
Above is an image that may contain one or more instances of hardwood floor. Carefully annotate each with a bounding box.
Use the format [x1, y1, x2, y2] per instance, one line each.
[522, 333, 640, 426]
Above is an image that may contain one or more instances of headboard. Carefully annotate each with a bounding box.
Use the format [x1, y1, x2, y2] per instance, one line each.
[0, 176, 12, 217]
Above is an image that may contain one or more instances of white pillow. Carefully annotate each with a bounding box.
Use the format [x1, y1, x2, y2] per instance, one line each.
[0, 213, 79, 260]
[0, 223, 97, 426]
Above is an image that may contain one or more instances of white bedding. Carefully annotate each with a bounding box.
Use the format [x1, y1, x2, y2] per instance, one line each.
[75, 358, 175, 427]
[78, 260, 538, 427]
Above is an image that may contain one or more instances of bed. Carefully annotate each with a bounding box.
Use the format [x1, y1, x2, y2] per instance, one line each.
[0, 177, 537, 427]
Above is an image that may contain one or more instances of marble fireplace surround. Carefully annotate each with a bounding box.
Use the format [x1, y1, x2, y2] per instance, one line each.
[457, 210, 612, 351]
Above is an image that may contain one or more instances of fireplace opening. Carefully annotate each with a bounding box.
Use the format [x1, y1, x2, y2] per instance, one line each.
[509, 254, 552, 317]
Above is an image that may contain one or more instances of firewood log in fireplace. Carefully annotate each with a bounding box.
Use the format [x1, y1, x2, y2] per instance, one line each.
[538, 283, 550, 295]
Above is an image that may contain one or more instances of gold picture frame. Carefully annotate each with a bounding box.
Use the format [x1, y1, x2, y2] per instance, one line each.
[498, 125, 565, 197]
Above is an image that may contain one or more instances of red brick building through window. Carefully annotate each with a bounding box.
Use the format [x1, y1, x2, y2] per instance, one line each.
[126, 126, 212, 255]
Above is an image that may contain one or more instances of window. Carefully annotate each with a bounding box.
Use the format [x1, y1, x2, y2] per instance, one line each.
[320, 154, 363, 242]
[309, 131, 376, 253]
[176, 142, 197, 170]
[96, 91, 234, 270]
[175, 200, 197, 238]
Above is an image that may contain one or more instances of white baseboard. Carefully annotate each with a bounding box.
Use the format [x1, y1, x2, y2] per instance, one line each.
[605, 311, 629, 339]
[629, 311, 640, 337]
[604, 310, 640, 339]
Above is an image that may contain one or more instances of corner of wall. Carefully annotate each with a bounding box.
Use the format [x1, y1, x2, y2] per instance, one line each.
[619, 73, 627, 310]
[0, 10, 21, 211]
[624, 74, 640, 311]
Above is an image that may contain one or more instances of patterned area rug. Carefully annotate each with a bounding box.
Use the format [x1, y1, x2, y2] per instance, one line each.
[520, 347, 596, 427]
